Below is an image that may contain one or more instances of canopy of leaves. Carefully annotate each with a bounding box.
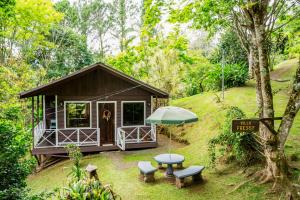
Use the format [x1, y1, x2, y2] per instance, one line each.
[0, 108, 34, 200]
[209, 29, 248, 66]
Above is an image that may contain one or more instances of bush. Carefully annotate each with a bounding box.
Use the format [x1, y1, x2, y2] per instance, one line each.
[203, 64, 248, 91]
[208, 106, 262, 168]
[209, 29, 248, 66]
[0, 108, 34, 200]
[57, 179, 119, 200]
[66, 144, 84, 182]
[184, 63, 210, 96]
[52, 145, 120, 200]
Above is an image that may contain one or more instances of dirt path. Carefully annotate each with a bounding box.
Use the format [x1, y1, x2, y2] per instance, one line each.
[270, 59, 296, 80]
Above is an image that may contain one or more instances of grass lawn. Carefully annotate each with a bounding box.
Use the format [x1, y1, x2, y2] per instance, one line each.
[27, 59, 300, 200]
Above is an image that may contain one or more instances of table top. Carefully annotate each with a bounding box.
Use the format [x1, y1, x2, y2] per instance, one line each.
[154, 153, 185, 164]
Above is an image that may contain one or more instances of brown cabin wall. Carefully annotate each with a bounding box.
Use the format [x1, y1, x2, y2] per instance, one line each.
[44, 68, 154, 130]
[56, 95, 151, 129]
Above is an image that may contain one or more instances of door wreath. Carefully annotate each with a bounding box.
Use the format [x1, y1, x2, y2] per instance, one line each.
[102, 109, 111, 121]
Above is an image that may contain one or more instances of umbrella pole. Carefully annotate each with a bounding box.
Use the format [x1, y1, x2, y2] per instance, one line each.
[169, 127, 171, 159]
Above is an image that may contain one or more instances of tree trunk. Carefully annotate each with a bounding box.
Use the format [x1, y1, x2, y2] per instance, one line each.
[238, 1, 300, 197]
[252, 10, 287, 183]
[250, 44, 263, 117]
[248, 49, 254, 79]
[119, 0, 126, 52]
[278, 58, 300, 150]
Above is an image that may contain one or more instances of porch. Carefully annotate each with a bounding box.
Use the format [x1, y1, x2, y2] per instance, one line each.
[33, 121, 157, 153]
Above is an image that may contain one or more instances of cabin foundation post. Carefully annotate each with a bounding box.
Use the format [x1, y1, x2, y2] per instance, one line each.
[40, 154, 47, 168]
[34, 155, 41, 166]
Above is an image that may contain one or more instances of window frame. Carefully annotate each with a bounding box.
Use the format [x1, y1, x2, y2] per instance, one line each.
[121, 101, 146, 127]
[64, 101, 92, 129]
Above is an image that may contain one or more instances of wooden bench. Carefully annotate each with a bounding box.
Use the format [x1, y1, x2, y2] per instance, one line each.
[138, 161, 157, 182]
[173, 166, 205, 188]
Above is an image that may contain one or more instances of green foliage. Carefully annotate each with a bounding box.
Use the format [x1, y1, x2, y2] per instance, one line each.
[284, 16, 300, 56]
[54, 0, 80, 30]
[31, 0, 93, 80]
[208, 106, 262, 168]
[0, 107, 35, 200]
[169, 0, 235, 34]
[141, 0, 164, 39]
[203, 64, 248, 91]
[106, 47, 138, 76]
[43, 27, 93, 79]
[107, 27, 212, 98]
[11, 0, 62, 63]
[57, 179, 119, 200]
[53, 145, 119, 200]
[209, 29, 248, 66]
[183, 52, 212, 96]
[66, 144, 84, 182]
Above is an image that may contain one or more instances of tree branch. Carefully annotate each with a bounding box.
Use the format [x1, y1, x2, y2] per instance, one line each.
[278, 57, 300, 150]
[272, 10, 300, 32]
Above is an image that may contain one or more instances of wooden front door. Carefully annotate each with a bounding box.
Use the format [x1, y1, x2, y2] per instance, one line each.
[98, 102, 115, 145]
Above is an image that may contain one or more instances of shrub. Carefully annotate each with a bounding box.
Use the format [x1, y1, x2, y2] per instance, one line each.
[0, 108, 34, 200]
[53, 145, 120, 200]
[209, 29, 248, 66]
[184, 62, 211, 96]
[66, 144, 84, 182]
[57, 179, 119, 200]
[203, 64, 248, 91]
[208, 106, 262, 168]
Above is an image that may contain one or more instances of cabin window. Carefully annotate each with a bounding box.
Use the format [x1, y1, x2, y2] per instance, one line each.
[122, 102, 145, 126]
[65, 102, 91, 128]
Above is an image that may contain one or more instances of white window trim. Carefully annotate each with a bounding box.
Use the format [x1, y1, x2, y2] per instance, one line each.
[96, 101, 117, 144]
[64, 101, 92, 129]
[121, 101, 146, 127]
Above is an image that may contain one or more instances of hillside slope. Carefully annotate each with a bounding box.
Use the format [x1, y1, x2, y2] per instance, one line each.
[171, 58, 300, 162]
[27, 59, 300, 200]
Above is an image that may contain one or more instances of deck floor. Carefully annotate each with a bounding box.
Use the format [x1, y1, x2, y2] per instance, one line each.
[32, 142, 157, 155]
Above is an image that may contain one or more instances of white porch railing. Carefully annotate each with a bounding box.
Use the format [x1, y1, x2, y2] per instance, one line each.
[33, 123, 99, 148]
[117, 128, 126, 150]
[33, 121, 45, 147]
[116, 124, 156, 150]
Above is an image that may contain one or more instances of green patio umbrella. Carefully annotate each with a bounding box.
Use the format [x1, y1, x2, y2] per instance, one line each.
[146, 106, 198, 154]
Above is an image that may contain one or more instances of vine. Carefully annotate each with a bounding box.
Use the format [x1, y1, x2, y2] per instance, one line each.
[208, 106, 262, 168]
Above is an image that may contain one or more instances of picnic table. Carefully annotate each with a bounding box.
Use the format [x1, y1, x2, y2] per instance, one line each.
[154, 153, 185, 177]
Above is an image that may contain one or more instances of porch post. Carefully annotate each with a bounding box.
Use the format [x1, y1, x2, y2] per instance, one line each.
[55, 95, 58, 146]
[137, 127, 140, 143]
[150, 96, 153, 113]
[32, 97, 34, 147]
[37, 95, 39, 124]
[43, 95, 45, 129]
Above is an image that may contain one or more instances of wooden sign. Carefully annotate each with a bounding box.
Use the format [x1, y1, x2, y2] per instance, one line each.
[232, 119, 259, 133]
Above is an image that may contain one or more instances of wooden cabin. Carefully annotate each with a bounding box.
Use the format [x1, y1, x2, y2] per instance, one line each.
[20, 63, 168, 164]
